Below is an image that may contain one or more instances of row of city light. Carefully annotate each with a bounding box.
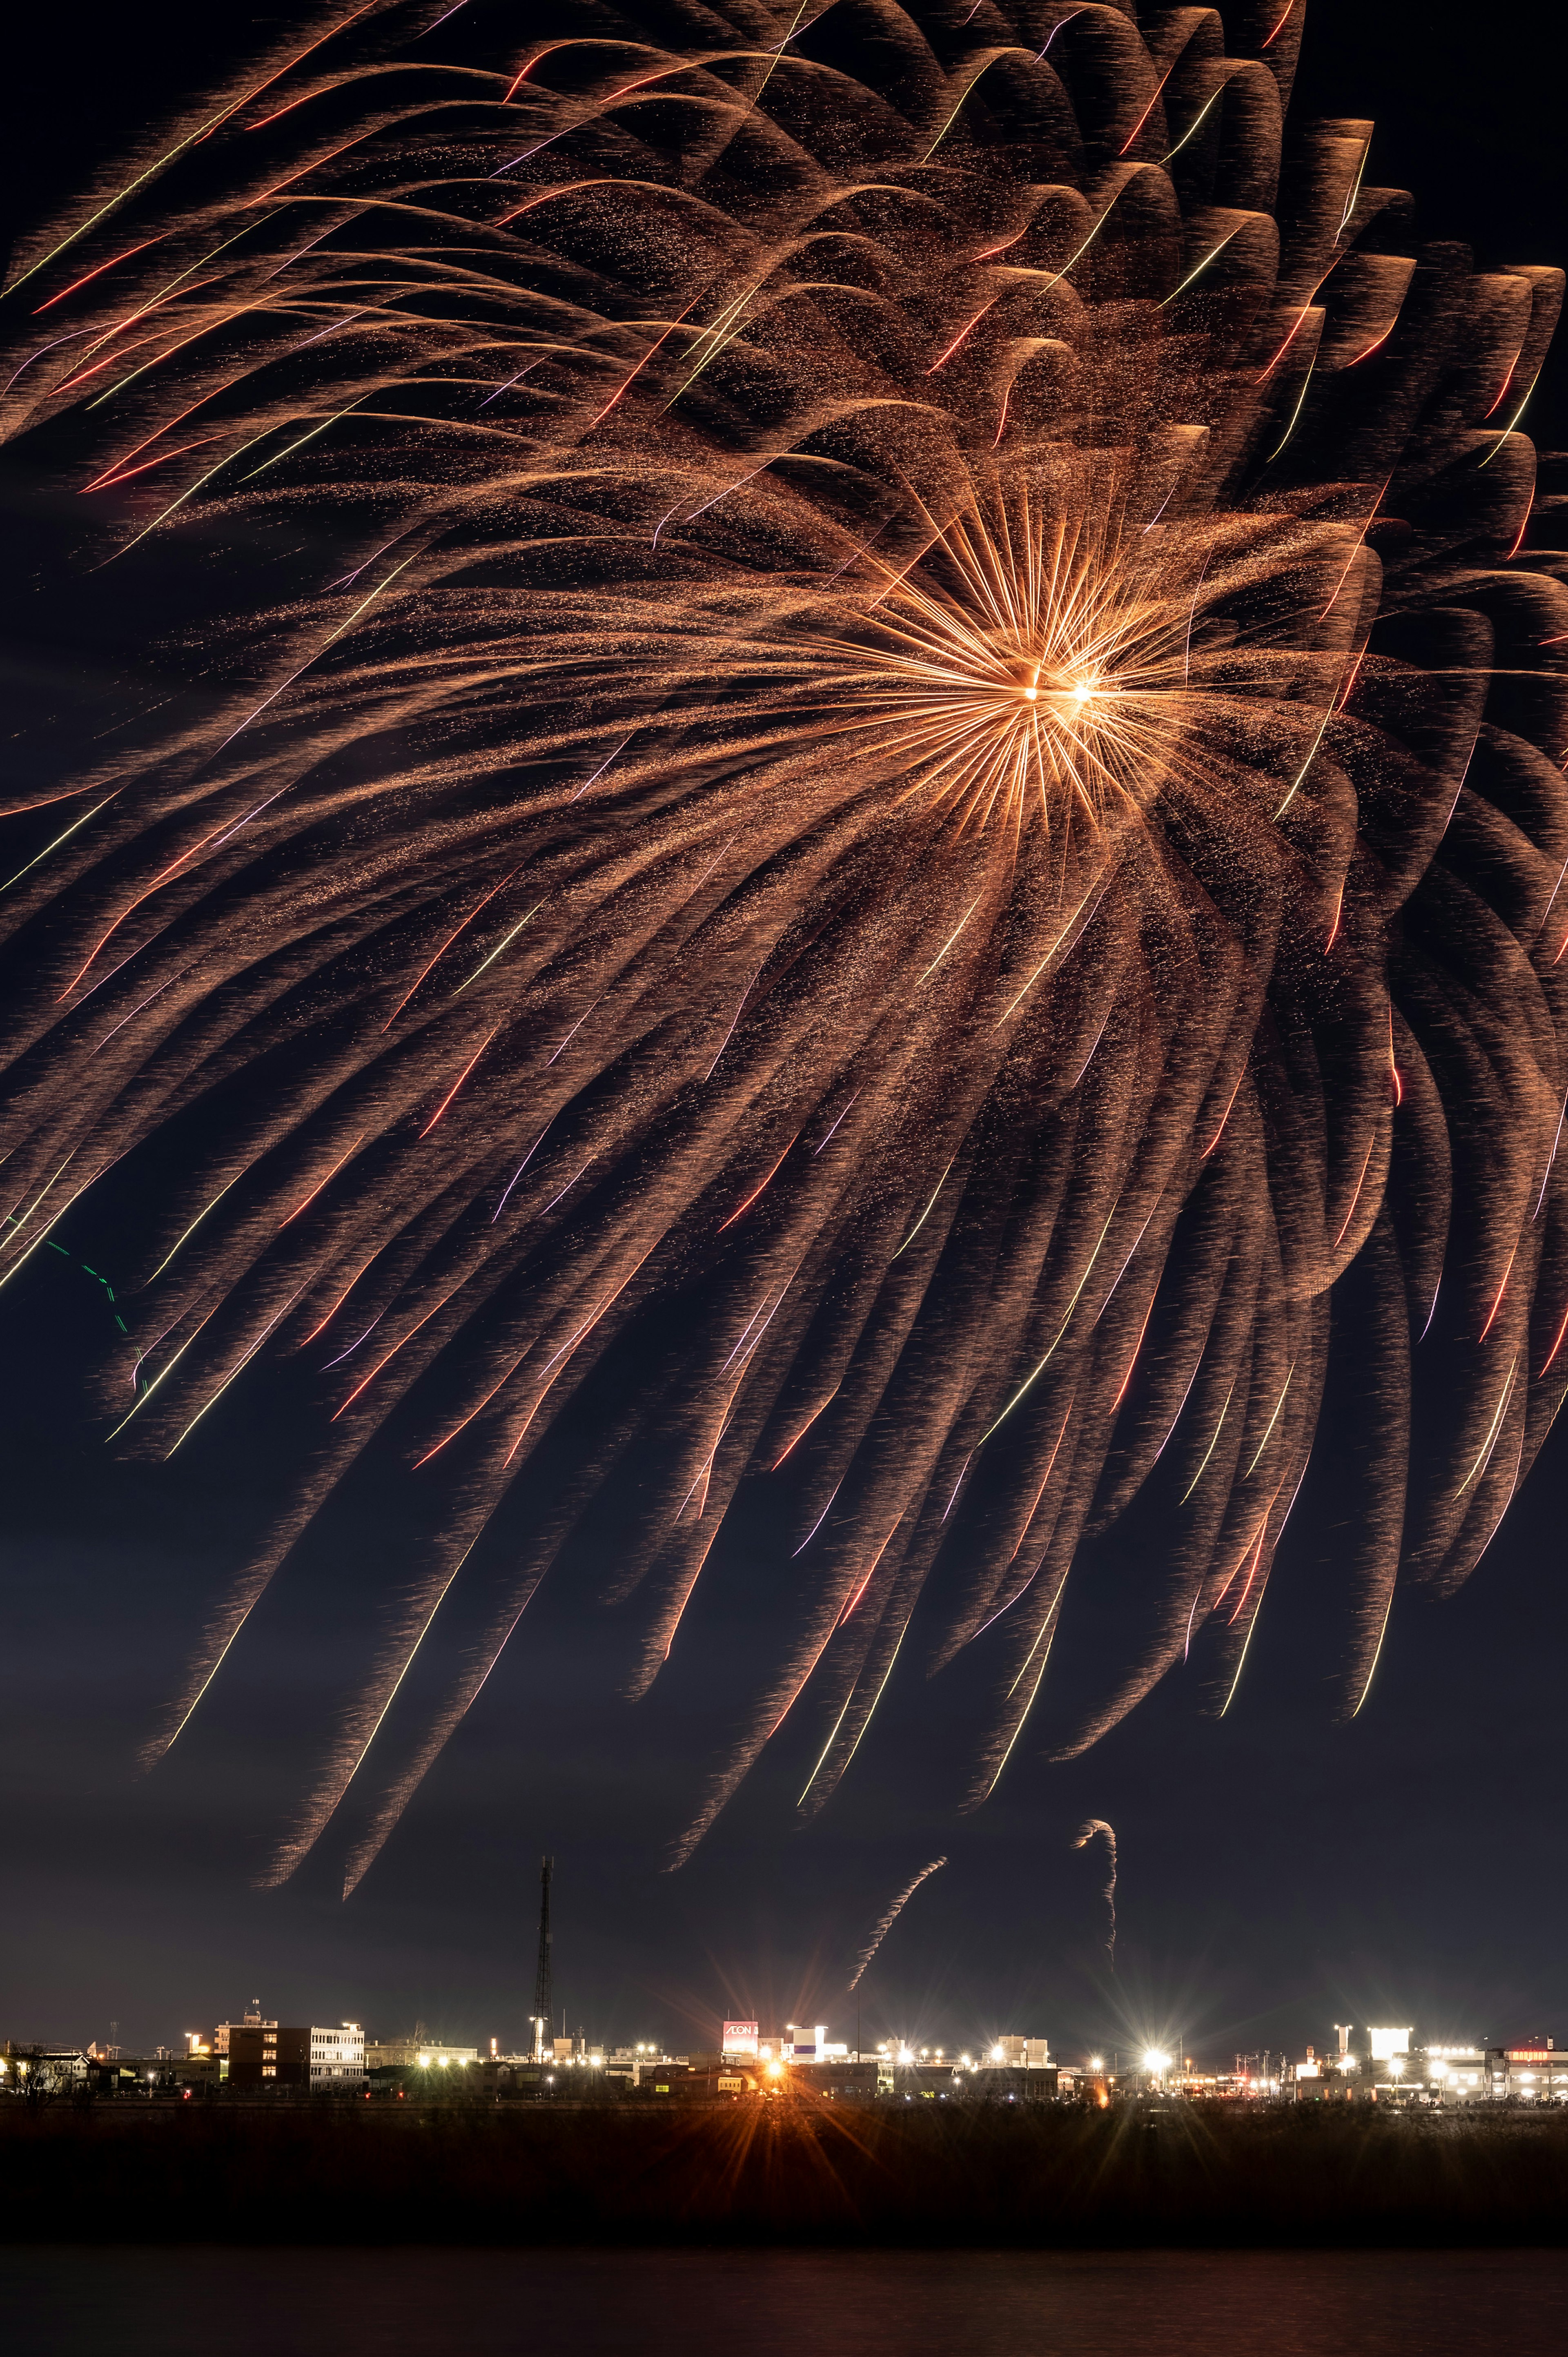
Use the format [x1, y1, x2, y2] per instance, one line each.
[870, 2043, 1170, 2073]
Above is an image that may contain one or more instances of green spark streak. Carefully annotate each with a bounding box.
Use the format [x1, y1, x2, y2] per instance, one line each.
[978, 1207, 1119, 1443]
[1159, 227, 1242, 307]
[106, 1314, 216, 1439]
[1478, 372, 1542, 467]
[0, 797, 118, 896]
[891, 1160, 956, 1261]
[916, 894, 982, 985]
[1180, 1386, 1233, 1503]
[144, 1177, 244, 1285]
[456, 900, 545, 991]
[1274, 704, 1334, 818]
[237, 406, 354, 481]
[1160, 85, 1224, 163]
[1262, 355, 1316, 464]
[1243, 1364, 1294, 1478]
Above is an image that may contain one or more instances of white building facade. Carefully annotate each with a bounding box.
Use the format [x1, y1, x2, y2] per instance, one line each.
[310, 2022, 365, 2090]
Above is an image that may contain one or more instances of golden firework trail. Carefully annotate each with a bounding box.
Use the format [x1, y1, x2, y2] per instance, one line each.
[1, 0, 1564, 1894]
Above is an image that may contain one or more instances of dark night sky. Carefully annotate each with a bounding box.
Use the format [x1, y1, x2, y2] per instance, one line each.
[2, 2, 1565, 2070]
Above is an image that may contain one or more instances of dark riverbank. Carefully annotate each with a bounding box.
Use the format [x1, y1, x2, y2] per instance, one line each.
[6, 2101, 1568, 2247]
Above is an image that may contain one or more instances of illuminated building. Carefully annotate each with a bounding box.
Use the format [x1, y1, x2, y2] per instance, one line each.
[226, 2022, 298, 2088]
[1418, 2047, 1490, 2100]
[991, 2037, 1051, 2069]
[227, 2021, 366, 2090]
[971, 2062, 1060, 2103]
[1492, 2043, 1568, 2101]
[1287, 2027, 1568, 2104]
[210, 2007, 274, 2058]
[309, 2024, 365, 2090]
[364, 2039, 479, 2071]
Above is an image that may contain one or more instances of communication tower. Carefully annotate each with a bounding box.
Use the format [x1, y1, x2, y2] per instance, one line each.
[532, 1855, 553, 2061]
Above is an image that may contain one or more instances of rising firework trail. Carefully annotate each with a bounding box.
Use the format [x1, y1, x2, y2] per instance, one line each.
[849, 1856, 948, 1990]
[1072, 1818, 1116, 1969]
[1, 2, 1565, 1894]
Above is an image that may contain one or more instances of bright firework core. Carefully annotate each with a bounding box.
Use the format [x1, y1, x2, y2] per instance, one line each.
[822, 481, 1286, 846]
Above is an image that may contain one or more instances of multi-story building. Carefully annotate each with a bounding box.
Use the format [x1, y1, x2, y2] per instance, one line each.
[1414, 2046, 1490, 2100]
[210, 2008, 274, 2058]
[225, 2021, 366, 2091]
[309, 2023, 365, 2090]
[1490, 2042, 1568, 2100]
[991, 2036, 1051, 2069]
[227, 2022, 304, 2087]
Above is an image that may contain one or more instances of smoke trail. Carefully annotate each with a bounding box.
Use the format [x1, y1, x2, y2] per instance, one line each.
[849, 1856, 948, 1991]
[1072, 1818, 1117, 1971]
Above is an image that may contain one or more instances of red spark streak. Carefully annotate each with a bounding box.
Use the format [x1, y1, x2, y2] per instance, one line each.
[1119, 53, 1185, 158]
[0, 782, 112, 819]
[81, 370, 252, 491]
[717, 1133, 800, 1231]
[280, 1134, 365, 1226]
[298, 1249, 385, 1347]
[1346, 321, 1395, 366]
[381, 869, 519, 1030]
[501, 45, 567, 102]
[51, 337, 165, 395]
[418, 1030, 496, 1138]
[332, 1280, 468, 1418]
[1325, 874, 1346, 951]
[926, 299, 1000, 372]
[1111, 1290, 1158, 1411]
[1007, 1399, 1075, 1560]
[1542, 1301, 1568, 1375]
[33, 238, 162, 313]
[58, 805, 271, 999]
[84, 436, 228, 492]
[1479, 1243, 1519, 1342]
[771, 1388, 840, 1469]
[1201, 1065, 1247, 1157]
[581, 299, 700, 432]
[1332, 1134, 1377, 1250]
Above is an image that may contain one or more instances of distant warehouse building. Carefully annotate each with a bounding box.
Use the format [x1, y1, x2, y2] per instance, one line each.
[364, 2038, 479, 2076]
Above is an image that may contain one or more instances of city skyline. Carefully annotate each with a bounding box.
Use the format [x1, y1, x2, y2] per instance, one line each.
[2, 0, 1566, 2070]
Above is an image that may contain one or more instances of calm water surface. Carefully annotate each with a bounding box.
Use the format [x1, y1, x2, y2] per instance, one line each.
[13, 2248, 1566, 2356]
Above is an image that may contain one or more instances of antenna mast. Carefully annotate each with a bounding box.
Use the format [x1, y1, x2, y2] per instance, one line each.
[532, 1856, 553, 2062]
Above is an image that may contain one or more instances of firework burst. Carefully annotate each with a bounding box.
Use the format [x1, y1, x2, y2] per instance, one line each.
[1, 0, 1564, 1893]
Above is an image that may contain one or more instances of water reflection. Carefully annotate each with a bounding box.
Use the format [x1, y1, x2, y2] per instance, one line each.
[13, 2248, 1567, 2356]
